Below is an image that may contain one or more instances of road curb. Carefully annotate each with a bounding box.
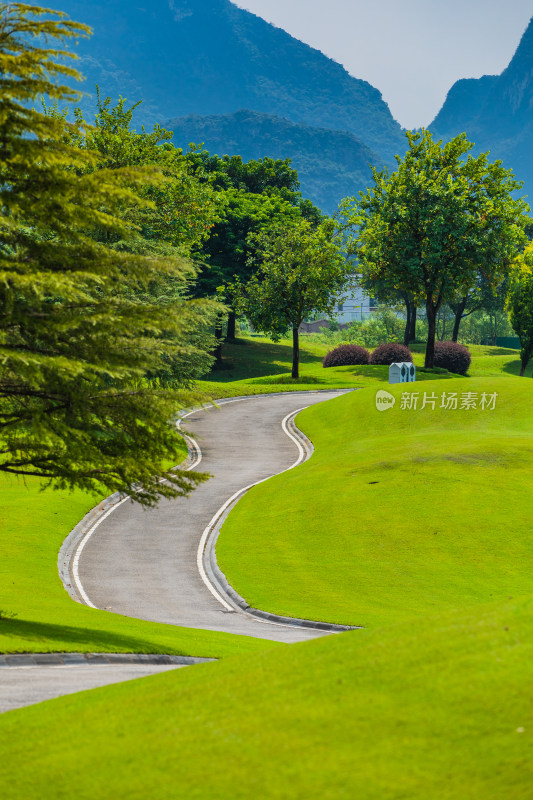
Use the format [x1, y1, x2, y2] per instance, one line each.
[58, 447, 200, 605]
[199, 406, 359, 634]
[59, 390, 358, 635]
[0, 653, 215, 667]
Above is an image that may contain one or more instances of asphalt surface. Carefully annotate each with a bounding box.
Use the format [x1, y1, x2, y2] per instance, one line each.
[3, 391, 344, 713]
[0, 664, 182, 714]
[77, 392, 344, 643]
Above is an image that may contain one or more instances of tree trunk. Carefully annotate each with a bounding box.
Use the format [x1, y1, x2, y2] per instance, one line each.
[409, 305, 417, 342]
[403, 301, 412, 347]
[520, 345, 532, 376]
[425, 303, 438, 368]
[214, 315, 224, 368]
[225, 310, 236, 342]
[292, 326, 300, 379]
[452, 297, 467, 342]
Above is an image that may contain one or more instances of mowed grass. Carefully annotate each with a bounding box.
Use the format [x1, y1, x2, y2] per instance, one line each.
[217, 377, 533, 627]
[0, 598, 530, 799]
[0, 473, 272, 658]
[198, 334, 463, 398]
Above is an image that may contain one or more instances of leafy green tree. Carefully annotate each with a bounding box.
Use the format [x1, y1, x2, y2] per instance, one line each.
[233, 220, 351, 378]
[342, 130, 528, 366]
[188, 151, 321, 343]
[48, 93, 223, 384]
[507, 244, 533, 375]
[0, 3, 216, 504]
[449, 274, 508, 343]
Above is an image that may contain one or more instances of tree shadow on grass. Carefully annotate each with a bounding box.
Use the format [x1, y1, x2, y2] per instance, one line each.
[0, 617, 192, 656]
[502, 360, 522, 377]
[204, 338, 323, 383]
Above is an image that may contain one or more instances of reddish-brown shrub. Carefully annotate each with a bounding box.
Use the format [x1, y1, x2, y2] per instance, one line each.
[369, 343, 413, 365]
[433, 341, 471, 375]
[323, 344, 370, 368]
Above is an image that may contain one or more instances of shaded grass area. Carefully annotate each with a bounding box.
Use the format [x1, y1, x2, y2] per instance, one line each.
[198, 335, 457, 398]
[0, 473, 273, 658]
[218, 378, 533, 628]
[0, 598, 530, 799]
[409, 342, 522, 379]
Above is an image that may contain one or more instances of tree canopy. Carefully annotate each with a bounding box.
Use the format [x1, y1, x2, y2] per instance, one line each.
[233, 219, 351, 378]
[507, 244, 533, 376]
[0, 3, 218, 504]
[342, 130, 529, 366]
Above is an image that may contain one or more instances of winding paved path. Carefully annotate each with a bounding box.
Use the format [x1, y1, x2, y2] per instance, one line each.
[76, 392, 344, 643]
[1, 391, 345, 712]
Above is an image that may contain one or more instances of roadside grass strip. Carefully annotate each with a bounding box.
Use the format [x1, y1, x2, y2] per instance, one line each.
[0, 474, 274, 658]
[0, 598, 530, 799]
[217, 377, 533, 628]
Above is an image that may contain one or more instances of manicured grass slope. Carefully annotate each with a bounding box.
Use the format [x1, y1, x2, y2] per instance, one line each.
[0, 598, 530, 799]
[218, 378, 533, 627]
[0, 474, 270, 658]
[198, 334, 470, 398]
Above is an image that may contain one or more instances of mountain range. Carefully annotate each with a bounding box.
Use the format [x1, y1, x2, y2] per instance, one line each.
[55, 0, 533, 212]
[168, 109, 383, 213]
[430, 16, 533, 201]
[55, 0, 404, 212]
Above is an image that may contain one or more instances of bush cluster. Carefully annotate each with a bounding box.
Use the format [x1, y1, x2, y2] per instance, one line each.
[369, 343, 413, 365]
[433, 341, 471, 375]
[323, 344, 370, 367]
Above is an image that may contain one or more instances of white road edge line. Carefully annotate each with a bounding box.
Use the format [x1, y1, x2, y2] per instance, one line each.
[72, 419, 204, 609]
[195, 407, 309, 612]
[71, 498, 130, 608]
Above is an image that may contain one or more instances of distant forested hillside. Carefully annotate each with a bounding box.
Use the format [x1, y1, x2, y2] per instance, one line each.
[52, 0, 405, 210]
[430, 16, 533, 202]
[169, 110, 384, 213]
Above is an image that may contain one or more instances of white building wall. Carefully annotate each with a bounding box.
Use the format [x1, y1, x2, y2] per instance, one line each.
[335, 286, 375, 324]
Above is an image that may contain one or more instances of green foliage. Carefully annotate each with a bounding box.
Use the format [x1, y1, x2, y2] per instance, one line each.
[342, 129, 529, 367]
[0, 4, 217, 504]
[233, 220, 351, 377]
[507, 243, 533, 375]
[187, 150, 314, 298]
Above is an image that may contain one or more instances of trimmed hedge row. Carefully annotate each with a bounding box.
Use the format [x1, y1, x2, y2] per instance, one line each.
[322, 344, 370, 367]
[323, 342, 413, 368]
[433, 341, 471, 375]
[323, 341, 471, 374]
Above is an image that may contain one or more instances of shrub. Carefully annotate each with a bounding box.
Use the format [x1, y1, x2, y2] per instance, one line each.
[370, 343, 413, 365]
[433, 341, 471, 375]
[323, 344, 370, 368]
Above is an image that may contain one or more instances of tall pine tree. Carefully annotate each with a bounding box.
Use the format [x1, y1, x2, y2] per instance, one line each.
[0, 3, 217, 504]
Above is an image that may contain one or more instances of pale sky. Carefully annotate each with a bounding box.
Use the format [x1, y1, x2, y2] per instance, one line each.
[233, 0, 533, 129]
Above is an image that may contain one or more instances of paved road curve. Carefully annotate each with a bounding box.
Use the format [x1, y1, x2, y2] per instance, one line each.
[77, 392, 344, 643]
[0, 664, 182, 714]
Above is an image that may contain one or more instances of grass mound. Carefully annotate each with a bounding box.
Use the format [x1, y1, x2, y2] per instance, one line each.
[0, 598, 530, 799]
[218, 377, 533, 627]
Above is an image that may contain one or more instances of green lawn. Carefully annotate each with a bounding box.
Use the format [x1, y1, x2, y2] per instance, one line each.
[217, 377, 533, 628]
[198, 334, 472, 398]
[0, 473, 272, 658]
[0, 597, 530, 799]
[1, 336, 531, 798]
